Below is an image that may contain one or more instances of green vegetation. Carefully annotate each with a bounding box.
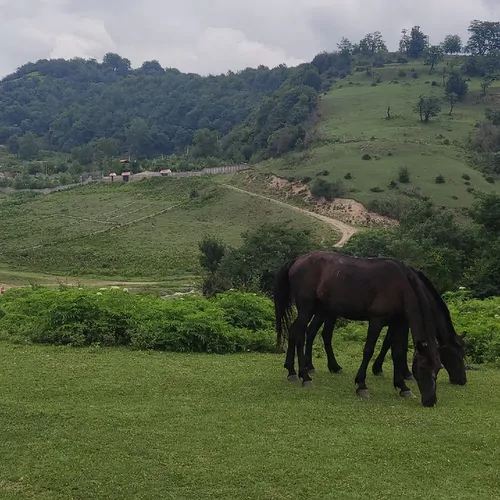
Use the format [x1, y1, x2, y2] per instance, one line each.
[253, 58, 500, 211]
[198, 223, 327, 296]
[1, 286, 500, 365]
[0, 177, 339, 280]
[3, 19, 500, 500]
[0, 287, 275, 353]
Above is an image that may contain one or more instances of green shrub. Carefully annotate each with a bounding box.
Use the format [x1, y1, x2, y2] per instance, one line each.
[214, 291, 274, 331]
[445, 291, 500, 364]
[0, 287, 275, 353]
[310, 178, 346, 200]
[398, 166, 410, 183]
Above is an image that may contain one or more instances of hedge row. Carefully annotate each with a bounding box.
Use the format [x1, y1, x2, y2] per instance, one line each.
[0, 287, 276, 353]
[1, 288, 499, 364]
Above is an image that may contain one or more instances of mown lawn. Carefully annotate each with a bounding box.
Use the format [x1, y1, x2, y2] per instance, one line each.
[1, 341, 499, 499]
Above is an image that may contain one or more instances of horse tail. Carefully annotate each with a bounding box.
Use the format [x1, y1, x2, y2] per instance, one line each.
[273, 258, 297, 351]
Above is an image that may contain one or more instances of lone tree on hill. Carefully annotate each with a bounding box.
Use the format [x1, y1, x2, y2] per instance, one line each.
[465, 20, 500, 56]
[445, 73, 469, 100]
[441, 35, 463, 55]
[480, 76, 495, 97]
[399, 26, 428, 58]
[424, 45, 444, 74]
[358, 31, 387, 56]
[445, 92, 459, 115]
[414, 94, 442, 122]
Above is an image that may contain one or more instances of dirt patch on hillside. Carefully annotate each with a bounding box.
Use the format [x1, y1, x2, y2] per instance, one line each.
[267, 175, 397, 228]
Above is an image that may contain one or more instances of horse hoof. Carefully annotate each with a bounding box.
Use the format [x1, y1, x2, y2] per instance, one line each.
[287, 374, 299, 382]
[330, 368, 343, 375]
[404, 375, 415, 382]
[373, 370, 384, 377]
[303, 380, 314, 388]
[400, 390, 417, 399]
[356, 389, 371, 399]
[308, 369, 317, 375]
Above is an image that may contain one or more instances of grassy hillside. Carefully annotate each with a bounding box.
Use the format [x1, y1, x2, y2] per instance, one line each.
[251, 59, 500, 211]
[0, 177, 339, 280]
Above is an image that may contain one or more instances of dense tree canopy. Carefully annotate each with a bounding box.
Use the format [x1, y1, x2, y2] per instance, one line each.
[0, 52, 349, 162]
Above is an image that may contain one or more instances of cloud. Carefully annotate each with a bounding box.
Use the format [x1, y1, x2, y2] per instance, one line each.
[0, 0, 499, 77]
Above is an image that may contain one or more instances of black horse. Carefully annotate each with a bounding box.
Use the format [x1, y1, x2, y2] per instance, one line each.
[274, 251, 455, 407]
[302, 266, 466, 389]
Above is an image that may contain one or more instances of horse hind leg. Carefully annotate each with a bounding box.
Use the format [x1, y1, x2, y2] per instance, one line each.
[321, 317, 343, 374]
[390, 321, 416, 399]
[289, 308, 315, 387]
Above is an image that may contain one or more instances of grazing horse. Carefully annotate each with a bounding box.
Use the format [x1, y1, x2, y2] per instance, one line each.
[372, 268, 466, 384]
[304, 267, 467, 389]
[274, 251, 443, 407]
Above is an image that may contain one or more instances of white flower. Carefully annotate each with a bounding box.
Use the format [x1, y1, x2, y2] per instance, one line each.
[459, 286, 466, 290]
[96, 292, 102, 296]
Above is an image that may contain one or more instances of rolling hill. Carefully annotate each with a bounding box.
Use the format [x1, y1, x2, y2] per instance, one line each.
[229, 59, 500, 215]
[0, 176, 341, 285]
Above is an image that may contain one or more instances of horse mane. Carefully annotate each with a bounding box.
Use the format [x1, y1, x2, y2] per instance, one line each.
[410, 267, 457, 336]
[405, 267, 442, 370]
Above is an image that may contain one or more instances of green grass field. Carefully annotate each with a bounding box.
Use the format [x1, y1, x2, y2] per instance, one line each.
[0, 177, 339, 282]
[253, 59, 500, 210]
[1, 340, 498, 500]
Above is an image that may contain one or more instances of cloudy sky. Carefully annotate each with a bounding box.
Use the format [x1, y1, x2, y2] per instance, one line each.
[1, 0, 499, 77]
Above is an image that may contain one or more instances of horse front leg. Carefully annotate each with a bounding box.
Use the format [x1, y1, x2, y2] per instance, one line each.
[304, 314, 324, 375]
[400, 328, 414, 381]
[355, 320, 384, 398]
[321, 317, 343, 374]
[389, 320, 416, 399]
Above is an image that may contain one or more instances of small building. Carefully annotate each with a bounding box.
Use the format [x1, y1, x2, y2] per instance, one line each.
[122, 171, 131, 182]
[160, 169, 172, 176]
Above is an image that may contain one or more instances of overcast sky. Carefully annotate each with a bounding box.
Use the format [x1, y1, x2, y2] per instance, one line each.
[1, 0, 499, 77]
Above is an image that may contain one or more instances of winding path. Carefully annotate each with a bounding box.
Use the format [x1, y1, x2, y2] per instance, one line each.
[222, 184, 358, 247]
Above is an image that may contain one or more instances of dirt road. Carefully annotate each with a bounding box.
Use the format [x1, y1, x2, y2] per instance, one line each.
[222, 184, 358, 247]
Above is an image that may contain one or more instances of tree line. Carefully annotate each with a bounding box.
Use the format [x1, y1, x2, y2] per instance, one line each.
[1, 20, 499, 166]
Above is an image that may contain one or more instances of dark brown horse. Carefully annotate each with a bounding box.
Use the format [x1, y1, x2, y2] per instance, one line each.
[274, 251, 444, 407]
[304, 267, 467, 388]
[302, 266, 466, 389]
